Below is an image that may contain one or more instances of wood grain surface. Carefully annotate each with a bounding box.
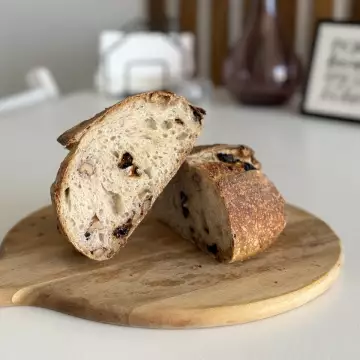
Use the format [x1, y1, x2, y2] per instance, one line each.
[243, 0, 297, 52]
[0, 204, 341, 329]
[179, 0, 198, 75]
[210, 0, 229, 86]
[312, 0, 333, 38]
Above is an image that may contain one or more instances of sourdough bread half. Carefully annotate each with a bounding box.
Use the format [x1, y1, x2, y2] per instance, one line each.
[51, 91, 206, 260]
[151, 144, 286, 263]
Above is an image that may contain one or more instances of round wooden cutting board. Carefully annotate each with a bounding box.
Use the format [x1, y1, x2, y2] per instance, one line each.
[0, 204, 342, 329]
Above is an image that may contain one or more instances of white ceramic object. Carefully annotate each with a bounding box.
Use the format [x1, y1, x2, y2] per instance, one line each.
[0, 67, 60, 114]
[95, 31, 195, 95]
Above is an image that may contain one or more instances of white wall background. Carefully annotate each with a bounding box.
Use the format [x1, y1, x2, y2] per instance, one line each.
[0, 0, 144, 97]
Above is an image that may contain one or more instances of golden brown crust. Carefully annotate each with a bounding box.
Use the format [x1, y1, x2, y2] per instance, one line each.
[57, 109, 108, 149]
[197, 163, 285, 262]
[191, 144, 222, 154]
[196, 161, 247, 181]
[51, 146, 88, 256]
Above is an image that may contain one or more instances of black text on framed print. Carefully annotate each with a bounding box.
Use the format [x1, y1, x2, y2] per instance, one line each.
[301, 20, 360, 122]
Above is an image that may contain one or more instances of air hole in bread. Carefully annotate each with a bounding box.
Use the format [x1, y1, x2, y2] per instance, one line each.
[143, 168, 152, 179]
[207, 243, 218, 255]
[93, 248, 106, 257]
[162, 120, 173, 130]
[99, 233, 104, 242]
[182, 206, 190, 218]
[141, 195, 153, 215]
[142, 134, 153, 140]
[91, 214, 101, 226]
[64, 187, 71, 210]
[112, 151, 119, 158]
[163, 133, 168, 138]
[112, 193, 122, 214]
[78, 162, 94, 176]
[110, 136, 116, 140]
[175, 118, 184, 125]
[145, 117, 157, 130]
[84, 214, 103, 240]
[180, 191, 189, 218]
[101, 184, 122, 214]
[176, 132, 188, 140]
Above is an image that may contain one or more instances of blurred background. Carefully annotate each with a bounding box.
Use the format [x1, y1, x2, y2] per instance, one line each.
[0, 0, 359, 105]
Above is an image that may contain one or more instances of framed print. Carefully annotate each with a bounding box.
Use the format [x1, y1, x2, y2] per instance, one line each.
[301, 20, 360, 122]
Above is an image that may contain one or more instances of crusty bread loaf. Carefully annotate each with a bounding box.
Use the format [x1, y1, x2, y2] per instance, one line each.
[51, 91, 206, 261]
[151, 144, 286, 263]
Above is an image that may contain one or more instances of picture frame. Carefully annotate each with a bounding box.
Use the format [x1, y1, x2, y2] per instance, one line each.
[301, 20, 360, 123]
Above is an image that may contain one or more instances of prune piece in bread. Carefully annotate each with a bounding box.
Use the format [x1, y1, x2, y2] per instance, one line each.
[244, 162, 257, 171]
[190, 105, 206, 124]
[118, 152, 134, 169]
[216, 153, 238, 164]
[113, 219, 132, 238]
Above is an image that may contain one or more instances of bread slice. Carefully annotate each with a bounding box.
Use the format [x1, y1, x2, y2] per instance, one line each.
[151, 144, 286, 263]
[51, 91, 206, 261]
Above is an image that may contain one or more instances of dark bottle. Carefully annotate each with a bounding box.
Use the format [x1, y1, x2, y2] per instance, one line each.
[223, 0, 302, 106]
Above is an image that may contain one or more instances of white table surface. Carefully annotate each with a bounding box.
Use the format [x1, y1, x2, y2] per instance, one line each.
[0, 91, 359, 359]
